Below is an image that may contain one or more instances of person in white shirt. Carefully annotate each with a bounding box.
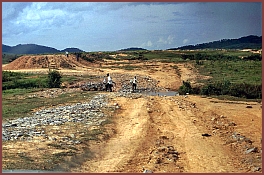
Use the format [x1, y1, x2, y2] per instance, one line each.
[105, 73, 114, 92]
[132, 76, 138, 91]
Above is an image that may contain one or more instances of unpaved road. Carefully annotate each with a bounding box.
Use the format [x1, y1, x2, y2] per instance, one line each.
[73, 94, 261, 173]
[2, 55, 262, 173]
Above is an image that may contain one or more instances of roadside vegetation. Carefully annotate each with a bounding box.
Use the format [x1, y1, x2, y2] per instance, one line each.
[176, 52, 261, 100]
[2, 70, 96, 120]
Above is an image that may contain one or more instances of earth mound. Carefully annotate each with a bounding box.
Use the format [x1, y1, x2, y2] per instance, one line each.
[2, 54, 97, 70]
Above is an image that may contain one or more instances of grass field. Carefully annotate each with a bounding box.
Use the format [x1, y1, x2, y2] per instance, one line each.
[195, 60, 262, 84]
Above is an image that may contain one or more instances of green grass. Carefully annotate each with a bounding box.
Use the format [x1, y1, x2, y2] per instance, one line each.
[195, 60, 262, 85]
[210, 95, 262, 103]
[62, 74, 98, 81]
[2, 88, 42, 95]
[2, 89, 96, 120]
[131, 50, 256, 63]
[143, 51, 183, 61]
[2, 71, 102, 120]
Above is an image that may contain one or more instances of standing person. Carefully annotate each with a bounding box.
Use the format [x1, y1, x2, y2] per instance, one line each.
[106, 73, 114, 92]
[132, 76, 138, 91]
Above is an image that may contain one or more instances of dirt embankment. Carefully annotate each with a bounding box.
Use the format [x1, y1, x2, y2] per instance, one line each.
[2, 55, 262, 173]
[2, 54, 98, 70]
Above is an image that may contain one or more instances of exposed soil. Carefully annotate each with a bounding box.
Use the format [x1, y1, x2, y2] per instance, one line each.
[71, 95, 261, 173]
[2, 54, 262, 173]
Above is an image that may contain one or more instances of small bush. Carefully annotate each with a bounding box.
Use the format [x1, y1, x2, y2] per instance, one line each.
[47, 70, 62, 88]
[178, 81, 193, 95]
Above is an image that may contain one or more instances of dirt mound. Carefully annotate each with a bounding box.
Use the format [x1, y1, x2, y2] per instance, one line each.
[2, 54, 97, 70]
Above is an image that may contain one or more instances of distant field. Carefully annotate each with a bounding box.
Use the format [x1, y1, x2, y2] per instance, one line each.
[195, 60, 262, 84]
[140, 50, 262, 85]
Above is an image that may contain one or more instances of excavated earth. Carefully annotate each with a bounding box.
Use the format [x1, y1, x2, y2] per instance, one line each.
[2, 54, 262, 173]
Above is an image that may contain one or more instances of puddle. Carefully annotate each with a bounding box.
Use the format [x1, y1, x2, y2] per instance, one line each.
[140, 91, 178, 96]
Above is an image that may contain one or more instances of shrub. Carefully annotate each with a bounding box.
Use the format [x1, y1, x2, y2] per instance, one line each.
[200, 81, 262, 99]
[2, 71, 23, 82]
[47, 70, 62, 88]
[243, 54, 262, 61]
[178, 81, 193, 95]
[229, 83, 262, 99]
[201, 84, 219, 95]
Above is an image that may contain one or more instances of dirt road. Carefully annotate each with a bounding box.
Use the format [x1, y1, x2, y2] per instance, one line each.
[72, 94, 261, 173]
[3, 55, 262, 173]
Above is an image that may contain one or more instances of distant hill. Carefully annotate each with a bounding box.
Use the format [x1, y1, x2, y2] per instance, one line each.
[2, 45, 12, 52]
[2, 44, 84, 54]
[118, 47, 147, 51]
[61, 48, 84, 53]
[168, 35, 262, 50]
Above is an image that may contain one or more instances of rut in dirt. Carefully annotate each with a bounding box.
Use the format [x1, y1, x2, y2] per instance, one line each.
[74, 95, 244, 173]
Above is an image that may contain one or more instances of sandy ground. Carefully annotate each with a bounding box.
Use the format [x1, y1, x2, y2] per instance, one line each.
[2, 55, 262, 173]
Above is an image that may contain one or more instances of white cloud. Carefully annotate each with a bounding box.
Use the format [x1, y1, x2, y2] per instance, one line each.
[141, 40, 153, 48]
[2, 2, 32, 20]
[158, 35, 174, 45]
[17, 3, 83, 29]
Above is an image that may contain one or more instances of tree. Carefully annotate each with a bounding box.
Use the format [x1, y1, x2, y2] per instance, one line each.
[47, 70, 62, 88]
[178, 81, 193, 95]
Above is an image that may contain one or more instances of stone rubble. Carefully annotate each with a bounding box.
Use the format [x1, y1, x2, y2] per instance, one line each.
[2, 94, 110, 141]
[70, 74, 168, 94]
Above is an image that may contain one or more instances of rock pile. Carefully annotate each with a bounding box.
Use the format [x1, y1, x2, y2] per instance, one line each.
[118, 75, 167, 93]
[68, 74, 167, 94]
[2, 94, 110, 141]
[80, 82, 106, 91]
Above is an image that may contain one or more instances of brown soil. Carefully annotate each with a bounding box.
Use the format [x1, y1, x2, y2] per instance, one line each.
[2, 54, 262, 173]
[2, 54, 99, 70]
[72, 95, 261, 173]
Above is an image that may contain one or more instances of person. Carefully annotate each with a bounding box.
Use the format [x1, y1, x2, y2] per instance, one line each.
[132, 76, 138, 91]
[105, 73, 115, 92]
[65, 51, 69, 57]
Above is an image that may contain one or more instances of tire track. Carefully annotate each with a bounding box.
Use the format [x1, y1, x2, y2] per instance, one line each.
[157, 97, 243, 172]
[74, 97, 150, 172]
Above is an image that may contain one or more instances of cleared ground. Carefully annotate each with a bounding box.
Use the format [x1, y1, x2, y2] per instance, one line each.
[2, 54, 262, 173]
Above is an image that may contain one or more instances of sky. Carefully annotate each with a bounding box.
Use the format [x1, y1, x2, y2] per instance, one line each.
[2, 2, 262, 52]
